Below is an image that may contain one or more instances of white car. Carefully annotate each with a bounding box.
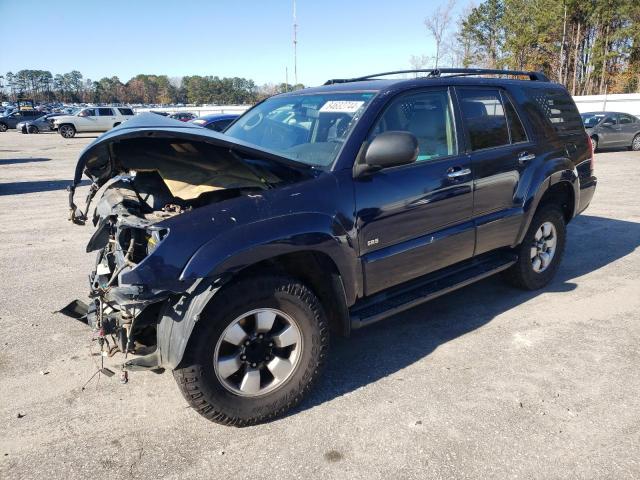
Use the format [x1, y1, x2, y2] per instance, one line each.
[54, 107, 135, 138]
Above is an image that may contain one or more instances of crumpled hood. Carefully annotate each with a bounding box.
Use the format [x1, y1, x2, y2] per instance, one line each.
[72, 113, 303, 187]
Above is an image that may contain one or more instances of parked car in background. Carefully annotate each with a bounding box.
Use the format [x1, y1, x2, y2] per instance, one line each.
[169, 112, 197, 122]
[53, 107, 135, 138]
[17, 113, 66, 133]
[151, 111, 170, 116]
[581, 111, 640, 151]
[190, 113, 239, 131]
[0, 110, 45, 132]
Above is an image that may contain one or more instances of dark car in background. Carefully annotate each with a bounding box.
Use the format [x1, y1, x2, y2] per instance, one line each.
[0, 110, 46, 132]
[581, 111, 640, 151]
[17, 113, 66, 133]
[190, 113, 239, 131]
[169, 112, 197, 122]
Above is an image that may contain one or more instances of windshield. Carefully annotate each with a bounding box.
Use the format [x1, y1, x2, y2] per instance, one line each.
[581, 113, 605, 128]
[225, 92, 376, 167]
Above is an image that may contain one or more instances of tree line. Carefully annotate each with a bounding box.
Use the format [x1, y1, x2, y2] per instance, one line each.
[0, 70, 305, 105]
[420, 0, 639, 94]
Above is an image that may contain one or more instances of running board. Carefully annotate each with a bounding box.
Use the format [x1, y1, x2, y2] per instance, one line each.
[350, 253, 517, 329]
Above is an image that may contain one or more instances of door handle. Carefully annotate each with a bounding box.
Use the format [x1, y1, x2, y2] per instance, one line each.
[518, 151, 536, 165]
[446, 167, 471, 179]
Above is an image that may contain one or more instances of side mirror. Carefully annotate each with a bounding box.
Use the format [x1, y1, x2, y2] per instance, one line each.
[356, 131, 419, 176]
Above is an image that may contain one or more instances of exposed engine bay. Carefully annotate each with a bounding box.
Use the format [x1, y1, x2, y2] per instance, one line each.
[60, 123, 310, 379]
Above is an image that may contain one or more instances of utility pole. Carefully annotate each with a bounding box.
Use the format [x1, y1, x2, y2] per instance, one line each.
[293, 0, 298, 86]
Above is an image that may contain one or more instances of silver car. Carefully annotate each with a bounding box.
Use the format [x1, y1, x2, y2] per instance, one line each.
[582, 111, 640, 151]
[16, 113, 65, 134]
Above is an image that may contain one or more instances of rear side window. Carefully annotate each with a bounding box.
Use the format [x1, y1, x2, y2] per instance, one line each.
[504, 96, 527, 143]
[118, 108, 134, 116]
[619, 114, 637, 124]
[527, 88, 583, 134]
[98, 108, 114, 116]
[207, 119, 233, 132]
[458, 88, 510, 150]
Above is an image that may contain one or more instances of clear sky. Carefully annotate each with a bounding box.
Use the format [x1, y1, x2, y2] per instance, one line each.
[0, 0, 465, 87]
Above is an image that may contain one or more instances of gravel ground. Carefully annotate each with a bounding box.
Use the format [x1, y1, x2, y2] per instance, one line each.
[0, 130, 638, 480]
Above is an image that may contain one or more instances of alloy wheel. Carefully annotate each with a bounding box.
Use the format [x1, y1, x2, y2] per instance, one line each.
[632, 135, 640, 151]
[530, 221, 557, 273]
[60, 125, 74, 138]
[213, 308, 303, 397]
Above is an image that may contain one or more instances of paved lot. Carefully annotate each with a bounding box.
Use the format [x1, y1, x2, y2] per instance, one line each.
[0, 130, 638, 479]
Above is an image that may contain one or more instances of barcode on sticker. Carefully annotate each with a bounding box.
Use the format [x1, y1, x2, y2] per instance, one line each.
[319, 101, 365, 113]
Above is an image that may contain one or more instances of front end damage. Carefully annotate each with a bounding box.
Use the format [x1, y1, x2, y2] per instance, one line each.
[60, 114, 310, 378]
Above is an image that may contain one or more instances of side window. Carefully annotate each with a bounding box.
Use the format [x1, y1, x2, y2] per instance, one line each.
[98, 108, 113, 116]
[370, 90, 457, 162]
[458, 88, 510, 150]
[503, 95, 528, 143]
[208, 119, 233, 132]
[619, 114, 635, 125]
[84, 108, 97, 117]
[604, 115, 618, 125]
[527, 88, 583, 134]
[118, 108, 134, 116]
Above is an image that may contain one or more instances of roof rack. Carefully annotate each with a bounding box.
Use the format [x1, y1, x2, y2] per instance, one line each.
[324, 68, 549, 85]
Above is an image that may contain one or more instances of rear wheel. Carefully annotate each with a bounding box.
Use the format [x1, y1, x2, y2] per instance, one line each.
[632, 134, 640, 151]
[591, 136, 598, 152]
[59, 124, 76, 138]
[502, 205, 566, 290]
[0, 123, 7, 132]
[173, 275, 329, 426]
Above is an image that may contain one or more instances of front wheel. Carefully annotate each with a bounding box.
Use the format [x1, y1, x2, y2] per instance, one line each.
[502, 205, 566, 290]
[27, 125, 39, 134]
[591, 136, 598, 152]
[59, 124, 76, 138]
[173, 275, 329, 426]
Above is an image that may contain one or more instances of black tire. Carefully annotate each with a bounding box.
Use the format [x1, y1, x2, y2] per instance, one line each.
[173, 275, 329, 426]
[632, 134, 640, 151]
[0, 123, 7, 132]
[28, 125, 38, 134]
[502, 205, 566, 290]
[59, 124, 76, 138]
[591, 136, 598, 152]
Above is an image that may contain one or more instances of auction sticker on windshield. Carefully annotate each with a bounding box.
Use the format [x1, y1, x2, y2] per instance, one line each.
[319, 100, 365, 113]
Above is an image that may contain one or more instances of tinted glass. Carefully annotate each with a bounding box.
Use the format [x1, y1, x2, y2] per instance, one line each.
[207, 119, 233, 132]
[528, 88, 583, 134]
[603, 115, 617, 125]
[83, 108, 96, 116]
[458, 88, 509, 150]
[370, 90, 457, 161]
[98, 108, 113, 116]
[504, 95, 527, 143]
[619, 114, 636, 124]
[118, 108, 134, 116]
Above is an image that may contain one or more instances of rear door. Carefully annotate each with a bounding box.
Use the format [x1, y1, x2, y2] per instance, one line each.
[355, 87, 475, 295]
[619, 113, 640, 147]
[98, 108, 116, 130]
[455, 86, 531, 255]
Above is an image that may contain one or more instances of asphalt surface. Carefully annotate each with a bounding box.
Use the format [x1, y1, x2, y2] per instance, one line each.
[0, 130, 638, 479]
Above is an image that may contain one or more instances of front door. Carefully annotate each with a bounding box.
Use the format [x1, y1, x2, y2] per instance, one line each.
[355, 88, 475, 296]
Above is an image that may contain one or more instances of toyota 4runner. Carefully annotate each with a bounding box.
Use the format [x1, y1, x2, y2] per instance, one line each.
[62, 68, 597, 426]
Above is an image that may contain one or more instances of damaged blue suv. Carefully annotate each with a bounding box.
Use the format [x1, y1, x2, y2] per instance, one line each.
[64, 69, 597, 425]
